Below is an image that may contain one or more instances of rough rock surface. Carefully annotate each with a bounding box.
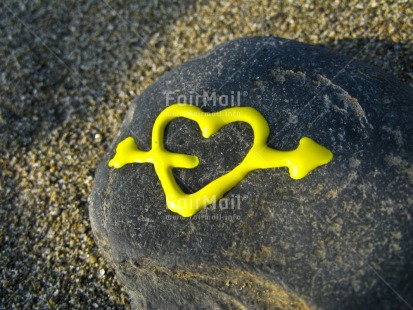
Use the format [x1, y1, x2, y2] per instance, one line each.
[90, 37, 413, 309]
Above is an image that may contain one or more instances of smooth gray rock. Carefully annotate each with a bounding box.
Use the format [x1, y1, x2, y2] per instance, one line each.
[90, 37, 413, 309]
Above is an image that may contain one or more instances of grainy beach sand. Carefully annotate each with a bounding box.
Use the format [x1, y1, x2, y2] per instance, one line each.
[0, 0, 412, 308]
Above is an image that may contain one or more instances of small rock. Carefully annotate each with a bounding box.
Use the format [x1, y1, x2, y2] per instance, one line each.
[89, 255, 97, 264]
[90, 37, 413, 309]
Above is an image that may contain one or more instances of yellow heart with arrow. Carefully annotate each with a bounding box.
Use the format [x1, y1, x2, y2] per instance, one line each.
[109, 103, 333, 217]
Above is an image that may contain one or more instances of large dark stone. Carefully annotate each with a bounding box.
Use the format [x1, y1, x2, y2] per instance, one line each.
[89, 37, 413, 309]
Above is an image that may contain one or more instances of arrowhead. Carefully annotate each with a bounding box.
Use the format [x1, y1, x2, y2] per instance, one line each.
[287, 137, 333, 179]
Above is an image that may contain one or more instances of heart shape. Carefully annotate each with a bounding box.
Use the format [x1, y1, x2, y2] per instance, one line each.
[109, 103, 333, 217]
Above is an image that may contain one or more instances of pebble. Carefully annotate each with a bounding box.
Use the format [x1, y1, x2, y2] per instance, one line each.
[90, 37, 413, 309]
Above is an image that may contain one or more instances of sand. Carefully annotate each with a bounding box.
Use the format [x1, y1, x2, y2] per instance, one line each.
[0, 0, 412, 308]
